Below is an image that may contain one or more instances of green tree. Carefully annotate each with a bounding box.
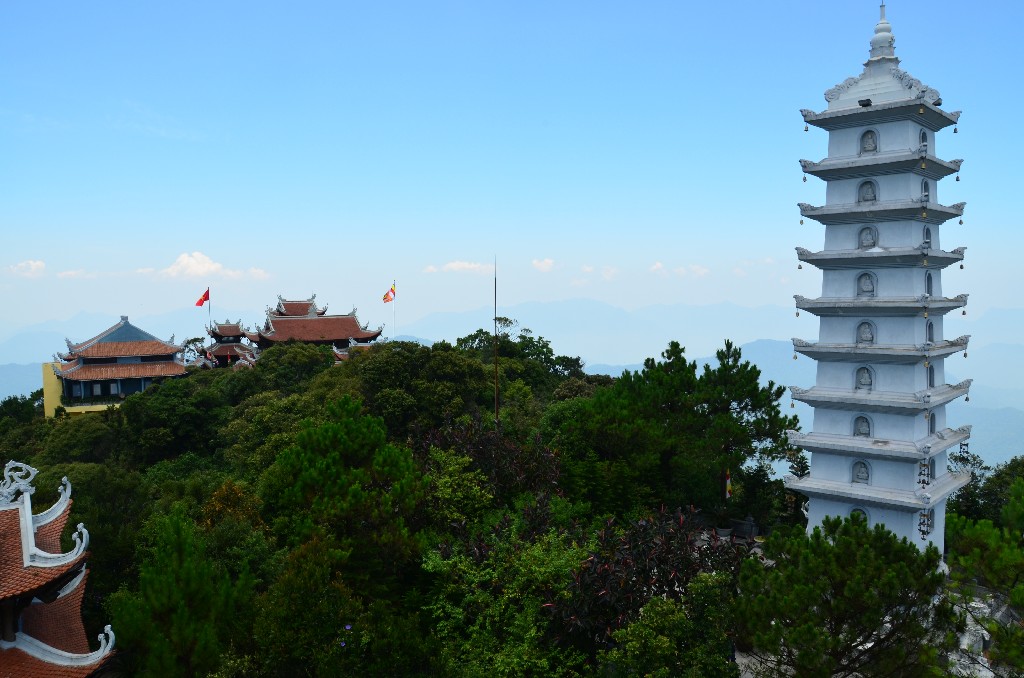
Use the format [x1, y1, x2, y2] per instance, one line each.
[598, 574, 739, 678]
[109, 511, 253, 678]
[543, 340, 796, 516]
[261, 396, 427, 597]
[946, 477, 1024, 673]
[737, 515, 960, 677]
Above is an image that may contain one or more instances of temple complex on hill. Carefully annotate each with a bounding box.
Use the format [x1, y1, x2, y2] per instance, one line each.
[42, 317, 186, 418]
[244, 295, 382, 353]
[0, 461, 115, 676]
[785, 4, 971, 552]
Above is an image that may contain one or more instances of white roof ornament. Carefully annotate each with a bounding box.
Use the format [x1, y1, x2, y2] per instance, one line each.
[869, 2, 896, 60]
[1, 461, 38, 504]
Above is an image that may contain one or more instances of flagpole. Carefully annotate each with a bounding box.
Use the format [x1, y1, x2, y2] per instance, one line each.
[493, 257, 499, 428]
[393, 279, 396, 340]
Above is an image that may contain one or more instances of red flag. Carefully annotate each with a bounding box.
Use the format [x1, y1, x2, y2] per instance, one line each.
[195, 288, 210, 307]
[382, 284, 395, 303]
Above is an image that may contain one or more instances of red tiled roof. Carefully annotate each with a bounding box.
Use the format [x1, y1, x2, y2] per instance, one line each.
[257, 316, 381, 343]
[209, 322, 244, 337]
[33, 502, 72, 554]
[0, 509, 85, 599]
[68, 341, 179, 359]
[54, 362, 187, 382]
[209, 344, 254, 358]
[20, 570, 91, 654]
[0, 647, 103, 678]
[273, 299, 325, 317]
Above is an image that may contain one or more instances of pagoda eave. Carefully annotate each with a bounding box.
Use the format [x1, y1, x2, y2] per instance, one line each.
[796, 246, 965, 269]
[799, 200, 965, 225]
[788, 426, 971, 461]
[785, 471, 971, 510]
[790, 381, 971, 413]
[794, 295, 967, 317]
[793, 337, 969, 363]
[802, 100, 960, 132]
[801, 153, 961, 181]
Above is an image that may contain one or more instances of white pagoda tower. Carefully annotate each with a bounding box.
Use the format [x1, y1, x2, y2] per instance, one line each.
[785, 3, 972, 552]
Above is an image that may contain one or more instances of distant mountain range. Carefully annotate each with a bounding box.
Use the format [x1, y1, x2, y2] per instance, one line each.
[2, 301, 1020, 467]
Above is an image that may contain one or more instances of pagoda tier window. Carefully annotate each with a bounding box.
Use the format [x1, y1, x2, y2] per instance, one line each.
[929, 412, 937, 435]
[852, 460, 871, 484]
[855, 366, 874, 391]
[853, 415, 872, 437]
[856, 272, 877, 297]
[927, 321, 935, 343]
[923, 226, 932, 248]
[858, 180, 878, 203]
[921, 179, 931, 203]
[850, 507, 869, 523]
[859, 226, 878, 249]
[920, 129, 928, 153]
[856, 321, 876, 344]
[926, 272, 934, 296]
[860, 130, 879, 154]
[928, 364, 936, 388]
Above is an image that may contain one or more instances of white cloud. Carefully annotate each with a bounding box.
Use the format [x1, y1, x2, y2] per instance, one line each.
[441, 261, 489, 273]
[733, 267, 748, 277]
[9, 260, 45, 277]
[423, 265, 439, 273]
[57, 269, 95, 279]
[689, 265, 710, 277]
[581, 265, 594, 273]
[650, 261, 664, 273]
[159, 252, 264, 279]
[532, 258, 555, 272]
[601, 266, 618, 281]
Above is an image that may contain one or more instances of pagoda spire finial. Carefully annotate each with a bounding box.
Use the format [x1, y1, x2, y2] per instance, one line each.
[869, 1, 896, 60]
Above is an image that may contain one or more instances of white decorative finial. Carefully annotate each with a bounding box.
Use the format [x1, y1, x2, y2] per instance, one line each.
[869, 1, 896, 59]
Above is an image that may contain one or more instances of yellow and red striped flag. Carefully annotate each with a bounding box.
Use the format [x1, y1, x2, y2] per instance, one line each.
[382, 283, 396, 303]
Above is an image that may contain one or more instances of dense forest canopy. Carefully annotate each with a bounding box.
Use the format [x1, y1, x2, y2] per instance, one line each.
[1, 326, 1021, 676]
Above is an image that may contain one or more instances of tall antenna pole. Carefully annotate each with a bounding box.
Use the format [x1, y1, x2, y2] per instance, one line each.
[493, 257, 499, 427]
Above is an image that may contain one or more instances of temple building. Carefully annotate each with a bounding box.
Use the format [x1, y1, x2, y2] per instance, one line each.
[0, 461, 115, 675]
[245, 295, 382, 354]
[42, 316, 186, 417]
[205, 320, 257, 368]
[785, 4, 971, 552]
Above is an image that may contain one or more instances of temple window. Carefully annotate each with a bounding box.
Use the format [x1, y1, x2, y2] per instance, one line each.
[921, 179, 930, 202]
[858, 181, 877, 203]
[929, 413, 937, 435]
[856, 321, 875, 344]
[920, 128, 928, 153]
[860, 130, 878, 154]
[855, 366, 873, 391]
[928, 364, 936, 388]
[851, 508, 869, 523]
[852, 460, 870, 484]
[927, 321, 935, 343]
[926, 272, 934, 296]
[853, 415, 871, 437]
[923, 226, 932, 247]
[857, 272, 876, 297]
[859, 227, 877, 249]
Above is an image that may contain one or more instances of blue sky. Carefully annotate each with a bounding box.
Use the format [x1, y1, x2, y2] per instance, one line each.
[1, 1, 1019, 351]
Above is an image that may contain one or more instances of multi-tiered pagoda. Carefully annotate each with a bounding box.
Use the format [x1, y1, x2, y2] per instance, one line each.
[785, 4, 971, 552]
[0, 461, 115, 675]
[205, 320, 257, 368]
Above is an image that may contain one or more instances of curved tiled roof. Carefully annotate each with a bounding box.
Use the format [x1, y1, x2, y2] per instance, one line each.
[0, 647, 104, 678]
[253, 315, 381, 344]
[53, 362, 187, 381]
[0, 509, 86, 599]
[21, 570, 91, 654]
